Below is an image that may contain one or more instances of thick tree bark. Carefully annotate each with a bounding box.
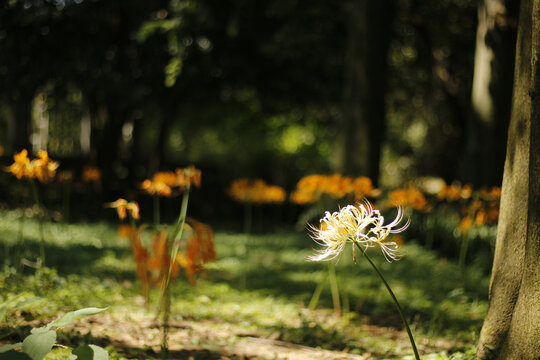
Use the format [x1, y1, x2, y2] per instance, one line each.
[475, 0, 540, 358]
[338, 0, 392, 185]
[463, 0, 519, 187]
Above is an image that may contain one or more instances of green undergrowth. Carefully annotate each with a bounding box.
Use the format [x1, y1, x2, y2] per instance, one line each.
[0, 209, 487, 359]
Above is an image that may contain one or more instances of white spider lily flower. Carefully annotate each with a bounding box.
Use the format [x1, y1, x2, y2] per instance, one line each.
[308, 201, 409, 262]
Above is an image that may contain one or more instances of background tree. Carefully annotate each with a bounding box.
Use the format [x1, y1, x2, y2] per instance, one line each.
[462, 0, 519, 187]
[475, 0, 540, 357]
[339, 0, 393, 184]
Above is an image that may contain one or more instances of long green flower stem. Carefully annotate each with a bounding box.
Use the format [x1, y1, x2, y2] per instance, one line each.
[241, 202, 252, 289]
[328, 262, 341, 314]
[31, 180, 45, 266]
[354, 242, 421, 360]
[308, 262, 342, 314]
[159, 185, 190, 360]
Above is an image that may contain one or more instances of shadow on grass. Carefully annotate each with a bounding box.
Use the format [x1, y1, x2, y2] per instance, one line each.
[0, 236, 135, 281]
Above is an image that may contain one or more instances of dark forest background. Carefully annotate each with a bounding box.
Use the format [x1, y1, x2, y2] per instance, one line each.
[0, 0, 519, 223]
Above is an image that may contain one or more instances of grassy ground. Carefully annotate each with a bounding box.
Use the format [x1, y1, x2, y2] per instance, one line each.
[0, 209, 487, 359]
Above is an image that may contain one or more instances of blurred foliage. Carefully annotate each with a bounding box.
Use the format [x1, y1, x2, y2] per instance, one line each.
[0, 0, 485, 202]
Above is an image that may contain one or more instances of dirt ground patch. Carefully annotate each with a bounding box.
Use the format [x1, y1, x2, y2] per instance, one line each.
[56, 312, 456, 360]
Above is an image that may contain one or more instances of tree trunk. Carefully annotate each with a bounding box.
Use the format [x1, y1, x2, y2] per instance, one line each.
[338, 0, 392, 185]
[463, 0, 519, 187]
[475, 0, 540, 358]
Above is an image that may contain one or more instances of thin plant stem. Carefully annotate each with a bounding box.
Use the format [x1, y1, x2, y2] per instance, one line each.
[31, 180, 45, 266]
[160, 285, 171, 360]
[354, 242, 421, 360]
[154, 195, 160, 226]
[328, 262, 341, 315]
[159, 186, 190, 359]
[308, 272, 328, 310]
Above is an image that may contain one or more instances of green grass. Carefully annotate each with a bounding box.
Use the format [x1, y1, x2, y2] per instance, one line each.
[0, 209, 487, 359]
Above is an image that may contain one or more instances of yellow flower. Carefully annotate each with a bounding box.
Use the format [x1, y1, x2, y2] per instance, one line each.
[308, 201, 409, 262]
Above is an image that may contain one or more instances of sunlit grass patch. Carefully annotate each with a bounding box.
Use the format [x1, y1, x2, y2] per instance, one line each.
[0, 210, 489, 358]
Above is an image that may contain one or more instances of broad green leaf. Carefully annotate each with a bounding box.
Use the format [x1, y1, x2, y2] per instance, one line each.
[21, 330, 56, 360]
[49, 307, 108, 329]
[71, 345, 109, 360]
[0, 343, 23, 353]
[30, 327, 49, 335]
[0, 350, 32, 359]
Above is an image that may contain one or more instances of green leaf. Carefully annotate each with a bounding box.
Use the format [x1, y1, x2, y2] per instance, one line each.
[21, 330, 56, 360]
[0, 350, 32, 359]
[0, 343, 23, 353]
[49, 307, 108, 329]
[14, 297, 40, 309]
[71, 345, 109, 360]
[30, 327, 49, 335]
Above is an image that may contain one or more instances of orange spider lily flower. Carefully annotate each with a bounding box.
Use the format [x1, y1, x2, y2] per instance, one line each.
[57, 169, 74, 183]
[105, 198, 140, 220]
[228, 178, 286, 204]
[148, 229, 180, 287]
[32, 150, 59, 183]
[7, 149, 34, 179]
[141, 178, 172, 197]
[459, 216, 473, 234]
[176, 165, 202, 188]
[291, 174, 377, 205]
[388, 187, 427, 211]
[82, 166, 101, 183]
[6, 149, 59, 182]
[180, 218, 216, 285]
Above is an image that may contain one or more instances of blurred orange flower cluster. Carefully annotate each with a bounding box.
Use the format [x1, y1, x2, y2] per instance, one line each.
[82, 166, 101, 183]
[57, 169, 74, 183]
[6, 149, 59, 183]
[141, 165, 201, 197]
[177, 218, 217, 285]
[118, 218, 216, 294]
[387, 187, 428, 211]
[438, 182, 473, 201]
[290, 174, 377, 204]
[458, 187, 501, 234]
[106, 198, 140, 220]
[228, 178, 286, 204]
